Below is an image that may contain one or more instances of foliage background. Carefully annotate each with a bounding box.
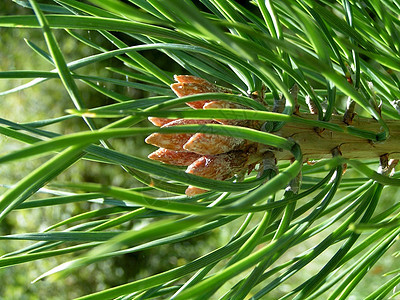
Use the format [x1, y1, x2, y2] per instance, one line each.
[1, 1, 235, 299]
[1, 0, 400, 299]
[0, 3, 203, 299]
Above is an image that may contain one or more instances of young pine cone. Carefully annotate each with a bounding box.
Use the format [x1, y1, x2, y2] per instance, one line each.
[146, 75, 265, 196]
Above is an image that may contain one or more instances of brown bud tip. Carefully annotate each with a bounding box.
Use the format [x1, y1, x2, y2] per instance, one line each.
[171, 82, 217, 97]
[203, 101, 245, 110]
[186, 152, 248, 180]
[184, 133, 244, 155]
[148, 148, 202, 166]
[145, 119, 216, 151]
[173, 75, 231, 94]
[171, 82, 214, 109]
[145, 133, 192, 151]
[165, 119, 215, 126]
[185, 186, 208, 196]
[171, 75, 231, 109]
[148, 117, 176, 127]
[174, 75, 210, 84]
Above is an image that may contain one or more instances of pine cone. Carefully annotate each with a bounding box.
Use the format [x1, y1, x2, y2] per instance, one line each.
[146, 75, 265, 196]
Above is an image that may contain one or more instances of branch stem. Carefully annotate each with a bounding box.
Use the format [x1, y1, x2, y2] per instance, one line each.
[274, 114, 400, 160]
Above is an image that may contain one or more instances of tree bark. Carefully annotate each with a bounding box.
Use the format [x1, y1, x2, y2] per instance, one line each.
[273, 114, 400, 160]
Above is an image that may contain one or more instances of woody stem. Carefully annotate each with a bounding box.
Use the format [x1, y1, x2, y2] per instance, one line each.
[271, 114, 400, 160]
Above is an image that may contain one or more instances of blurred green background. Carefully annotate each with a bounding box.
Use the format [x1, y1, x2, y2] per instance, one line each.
[1, 2, 400, 299]
[0, 3, 216, 299]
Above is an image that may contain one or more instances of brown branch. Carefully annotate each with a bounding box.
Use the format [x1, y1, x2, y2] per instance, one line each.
[272, 114, 400, 160]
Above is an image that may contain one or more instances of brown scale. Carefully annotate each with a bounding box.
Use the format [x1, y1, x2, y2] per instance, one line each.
[183, 133, 245, 155]
[145, 119, 216, 151]
[171, 75, 232, 109]
[148, 148, 202, 166]
[185, 150, 251, 196]
[148, 117, 177, 127]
